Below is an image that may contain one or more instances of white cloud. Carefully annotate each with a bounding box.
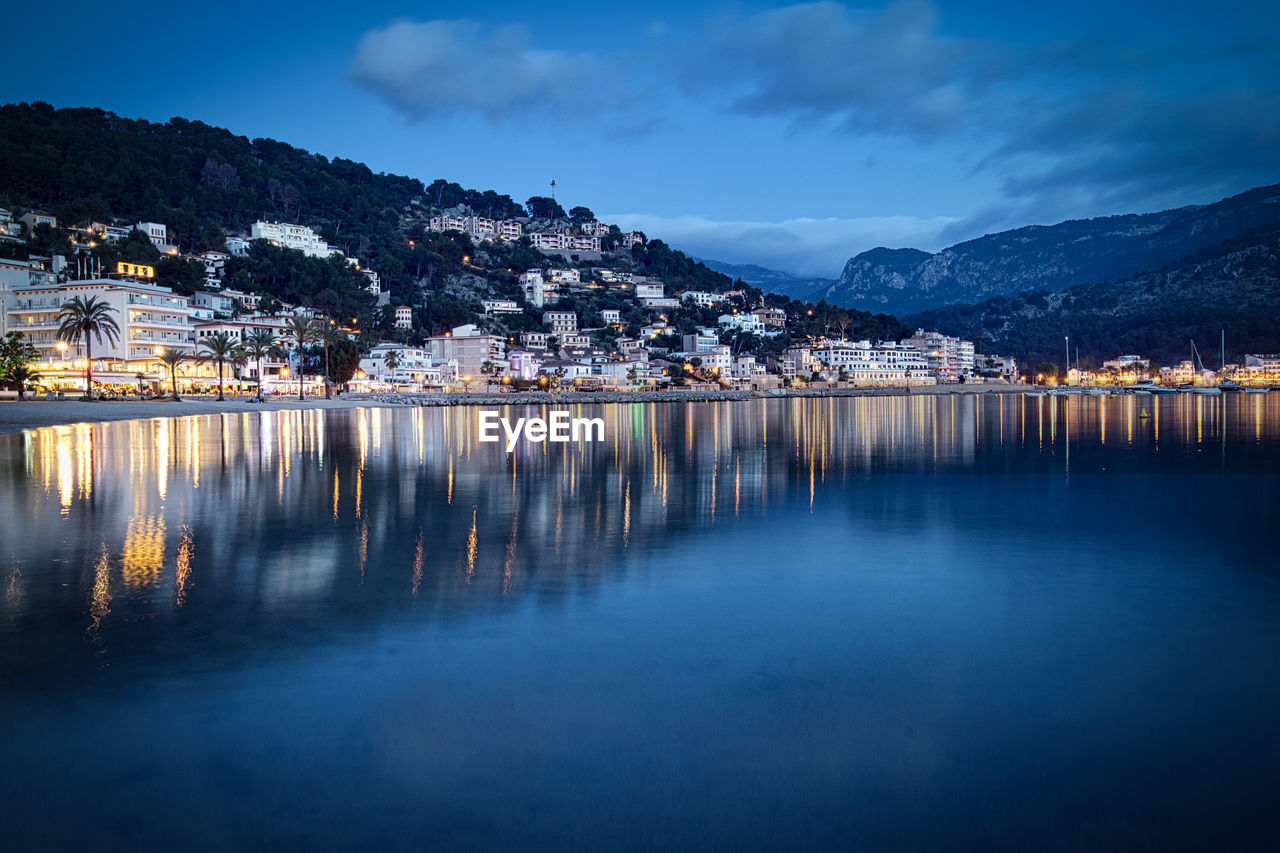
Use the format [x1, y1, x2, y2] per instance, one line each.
[602, 212, 959, 277]
[348, 19, 602, 121]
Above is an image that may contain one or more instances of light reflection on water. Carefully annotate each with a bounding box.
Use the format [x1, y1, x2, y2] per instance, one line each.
[1, 393, 1279, 850]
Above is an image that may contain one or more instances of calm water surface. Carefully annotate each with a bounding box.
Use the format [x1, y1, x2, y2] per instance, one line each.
[2, 394, 1279, 850]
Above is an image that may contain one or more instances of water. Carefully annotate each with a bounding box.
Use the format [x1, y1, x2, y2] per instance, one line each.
[2, 394, 1279, 850]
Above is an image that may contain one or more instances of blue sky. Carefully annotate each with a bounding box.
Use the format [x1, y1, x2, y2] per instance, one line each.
[4, 1, 1278, 276]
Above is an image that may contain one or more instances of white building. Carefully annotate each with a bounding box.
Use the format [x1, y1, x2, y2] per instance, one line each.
[601, 309, 622, 325]
[811, 340, 934, 385]
[427, 325, 505, 381]
[682, 291, 724, 308]
[531, 232, 570, 251]
[198, 251, 230, 288]
[682, 331, 721, 353]
[188, 291, 236, 320]
[547, 269, 581, 284]
[482, 299, 522, 315]
[4, 279, 194, 383]
[520, 331, 549, 350]
[719, 312, 768, 336]
[135, 222, 173, 252]
[903, 329, 975, 382]
[543, 311, 578, 334]
[250, 221, 338, 259]
[394, 306, 413, 328]
[361, 342, 456, 387]
[635, 283, 664, 300]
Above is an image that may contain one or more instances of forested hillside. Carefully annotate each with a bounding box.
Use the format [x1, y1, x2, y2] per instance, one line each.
[906, 224, 1280, 368]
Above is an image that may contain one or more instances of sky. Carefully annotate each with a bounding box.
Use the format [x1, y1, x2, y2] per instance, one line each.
[4, 0, 1279, 276]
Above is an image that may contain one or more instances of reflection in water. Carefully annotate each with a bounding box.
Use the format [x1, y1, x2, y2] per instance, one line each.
[1, 394, 1280, 850]
[174, 525, 194, 608]
[1, 393, 1275, 665]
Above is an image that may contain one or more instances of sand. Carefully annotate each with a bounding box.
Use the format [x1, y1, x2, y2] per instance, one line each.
[0, 396, 391, 434]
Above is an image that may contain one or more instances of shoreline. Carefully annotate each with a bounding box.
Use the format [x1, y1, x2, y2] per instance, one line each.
[0, 384, 1029, 435]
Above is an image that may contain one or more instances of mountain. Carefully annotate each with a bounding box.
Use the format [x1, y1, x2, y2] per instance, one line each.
[819, 184, 1280, 315]
[696, 259, 836, 300]
[905, 222, 1280, 367]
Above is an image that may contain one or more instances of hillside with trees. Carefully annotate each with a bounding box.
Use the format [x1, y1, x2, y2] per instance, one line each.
[906, 223, 1280, 368]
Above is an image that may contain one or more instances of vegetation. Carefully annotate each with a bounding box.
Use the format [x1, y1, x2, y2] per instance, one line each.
[196, 331, 242, 401]
[0, 331, 40, 398]
[158, 349, 185, 401]
[241, 329, 283, 399]
[907, 223, 1280, 367]
[56, 295, 120, 399]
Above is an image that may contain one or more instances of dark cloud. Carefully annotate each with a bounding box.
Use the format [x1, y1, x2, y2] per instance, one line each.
[673, 0, 1005, 137]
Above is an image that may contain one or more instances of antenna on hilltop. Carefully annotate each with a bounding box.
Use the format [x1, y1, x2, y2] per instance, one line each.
[549, 179, 557, 202]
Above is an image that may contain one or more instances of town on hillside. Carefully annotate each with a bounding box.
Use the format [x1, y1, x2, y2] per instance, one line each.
[2, 203, 1275, 399]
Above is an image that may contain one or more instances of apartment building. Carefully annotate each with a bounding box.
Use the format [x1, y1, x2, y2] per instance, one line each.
[542, 311, 578, 334]
[250, 221, 337, 259]
[4, 278, 194, 379]
[902, 329, 975, 382]
[426, 324, 505, 380]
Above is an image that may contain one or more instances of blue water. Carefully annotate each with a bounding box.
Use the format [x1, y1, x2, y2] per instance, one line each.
[2, 394, 1279, 850]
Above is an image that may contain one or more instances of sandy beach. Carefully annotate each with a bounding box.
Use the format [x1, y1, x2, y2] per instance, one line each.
[0, 396, 387, 434]
[0, 383, 1029, 434]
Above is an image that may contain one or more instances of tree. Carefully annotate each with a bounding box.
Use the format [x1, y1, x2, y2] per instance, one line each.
[6, 362, 42, 399]
[159, 349, 185, 401]
[318, 320, 344, 399]
[383, 349, 401, 383]
[480, 359, 499, 391]
[285, 316, 319, 399]
[327, 335, 360, 387]
[197, 331, 241, 401]
[568, 206, 595, 225]
[57, 295, 120, 400]
[135, 371, 147, 396]
[0, 331, 40, 398]
[241, 328, 283, 399]
[525, 196, 566, 220]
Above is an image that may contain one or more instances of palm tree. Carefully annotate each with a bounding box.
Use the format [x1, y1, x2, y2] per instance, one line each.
[318, 320, 342, 399]
[229, 349, 249, 396]
[480, 359, 499, 391]
[285, 316, 319, 400]
[383, 350, 402, 385]
[197, 332, 242, 401]
[158, 349, 185, 401]
[57, 295, 120, 400]
[8, 362, 42, 400]
[241, 328, 282, 400]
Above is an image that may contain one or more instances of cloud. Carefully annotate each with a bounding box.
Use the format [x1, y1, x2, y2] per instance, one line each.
[348, 5, 1280, 263]
[673, 0, 1002, 137]
[347, 19, 603, 121]
[603, 212, 958, 277]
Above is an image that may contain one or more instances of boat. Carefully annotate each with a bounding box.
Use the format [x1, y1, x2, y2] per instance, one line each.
[1245, 387, 1268, 395]
[1149, 386, 1179, 396]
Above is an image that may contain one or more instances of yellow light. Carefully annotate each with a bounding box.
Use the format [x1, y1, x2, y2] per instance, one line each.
[56, 341, 68, 352]
[281, 368, 289, 377]
[153, 346, 164, 355]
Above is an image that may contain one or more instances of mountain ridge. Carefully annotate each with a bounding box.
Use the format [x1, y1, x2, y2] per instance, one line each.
[819, 184, 1280, 315]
